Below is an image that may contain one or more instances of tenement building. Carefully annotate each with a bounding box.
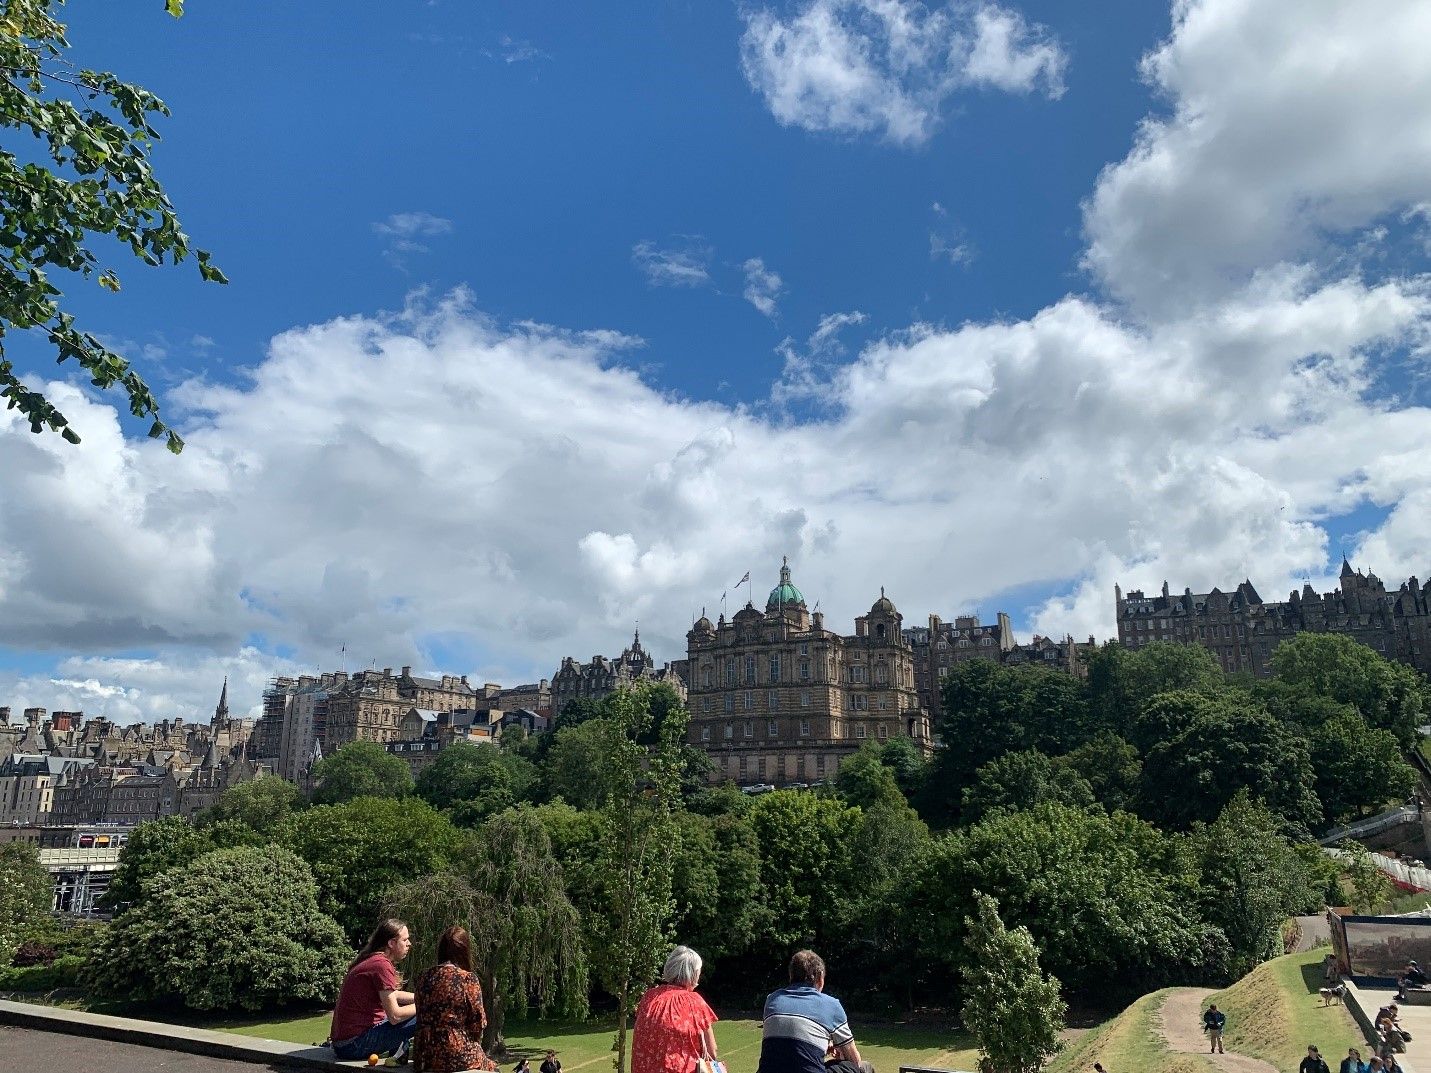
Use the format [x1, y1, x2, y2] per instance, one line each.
[322, 666, 479, 748]
[903, 613, 1012, 724]
[685, 559, 932, 786]
[1115, 559, 1431, 676]
[550, 630, 687, 717]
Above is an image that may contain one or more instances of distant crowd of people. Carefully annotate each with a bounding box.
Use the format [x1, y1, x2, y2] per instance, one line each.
[327, 921, 872, 1073]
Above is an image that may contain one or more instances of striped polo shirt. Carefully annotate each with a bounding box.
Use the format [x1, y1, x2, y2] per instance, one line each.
[756, 984, 855, 1073]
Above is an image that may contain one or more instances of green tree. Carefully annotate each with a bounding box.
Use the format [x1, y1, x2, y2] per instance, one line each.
[923, 661, 1091, 825]
[670, 809, 765, 964]
[309, 741, 414, 805]
[277, 796, 462, 942]
[544, 719, 613, 809]
[584, 683, 688, 1073]
[103, 814, 257, 909]
[415, 742, 537, 824]
[383, 809, 589, 1053]
[906, 803, 1207, 993]
[1088, 642, 1224, 735]
[960, 750, 1096, 826]
[747, 789, 860, 948]
[86, 845, 347, 1011]
[1139, 697, 1321, 832]
[835, 742, 908, 810]
[0, 0, 226, 452]
[960, 893, 1066, 1073]
[1306, 706, 1415, 826]
[875, 735, 928, 801]
[1190, 793, 1319, 976]
[198, 776, 302, 834]
[828, 799, 931, 1007]
[1272, 633, 1428, 750]
[0, 842, 51, 968]
[1057, 731, 1141, 811]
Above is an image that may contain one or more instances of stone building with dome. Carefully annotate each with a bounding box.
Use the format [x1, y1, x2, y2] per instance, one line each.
[684, 558, 932, 786]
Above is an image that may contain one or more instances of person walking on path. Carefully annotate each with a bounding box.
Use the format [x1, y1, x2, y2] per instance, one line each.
[1341, 1047, 1366, 1073]
[1301, 1045, 1332, 1073]
[1202, 1005, 1227, 1055]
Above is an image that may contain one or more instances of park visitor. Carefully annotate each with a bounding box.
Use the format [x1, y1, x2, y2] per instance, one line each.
[413, 925, 499, 1073]
[541, 1050, 562, 1073]
[631, 945, 720, 1073]
[1202, 1004, 1226, 1055]
[1301, 1045, 1331, 1073]
[1398, 960, 1427, 1001]
[756, 950, 873, 1073]
[1341, 1047, 1365, 1073]
[515, 1061, 531, 1073]
[331, 918, 418, 1063]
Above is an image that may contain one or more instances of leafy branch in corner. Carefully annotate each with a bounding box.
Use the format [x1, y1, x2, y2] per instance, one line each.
[0, 0, 224, 453]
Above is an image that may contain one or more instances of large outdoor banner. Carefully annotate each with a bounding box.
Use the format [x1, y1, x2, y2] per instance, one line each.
[1339, 915, 1431, 978]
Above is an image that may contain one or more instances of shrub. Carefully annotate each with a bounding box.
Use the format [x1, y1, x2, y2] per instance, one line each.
[0, 955, 83, 992]
[11, 940, 57, 967]
[86, 845, 349, 1011]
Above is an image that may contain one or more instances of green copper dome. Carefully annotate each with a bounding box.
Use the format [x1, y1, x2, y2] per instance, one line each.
[766, 557, 806, 610]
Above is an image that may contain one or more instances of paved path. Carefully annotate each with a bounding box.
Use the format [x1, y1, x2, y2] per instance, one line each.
[0, 1024, 308, 1072]
[1295, 915, 1332, 953]
[1157, 988, 1280, 1073]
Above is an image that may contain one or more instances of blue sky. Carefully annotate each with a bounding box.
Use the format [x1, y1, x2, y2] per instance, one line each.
[3, 0, 1431, 720]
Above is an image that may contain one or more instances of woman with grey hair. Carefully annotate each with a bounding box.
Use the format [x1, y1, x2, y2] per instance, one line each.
[631, 946, 720, 1073]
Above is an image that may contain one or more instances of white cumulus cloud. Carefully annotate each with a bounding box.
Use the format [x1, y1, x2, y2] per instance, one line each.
[739, 0, 1067, 145]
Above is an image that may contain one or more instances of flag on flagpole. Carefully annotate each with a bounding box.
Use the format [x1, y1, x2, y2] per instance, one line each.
[735, 571, 750, 586]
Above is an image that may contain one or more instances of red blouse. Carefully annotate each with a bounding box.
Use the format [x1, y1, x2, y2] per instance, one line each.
[632, 984, 718, 1073]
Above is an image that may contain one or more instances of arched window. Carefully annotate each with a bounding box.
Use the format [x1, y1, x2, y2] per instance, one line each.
[875, 623, 886, 639]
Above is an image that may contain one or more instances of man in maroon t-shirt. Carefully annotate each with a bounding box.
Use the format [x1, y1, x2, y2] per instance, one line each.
[331, 919, 418, 1062]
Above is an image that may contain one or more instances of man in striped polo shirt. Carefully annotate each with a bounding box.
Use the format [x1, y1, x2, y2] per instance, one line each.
[756, 950, 874, 1073]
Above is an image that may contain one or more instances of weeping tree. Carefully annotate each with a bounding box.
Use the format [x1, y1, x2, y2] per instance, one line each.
[382, 810, 588, 1054]
[585, 683, 689, 1073]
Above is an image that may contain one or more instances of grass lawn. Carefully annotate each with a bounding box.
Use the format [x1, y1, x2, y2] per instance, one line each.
[1047, 990, 1211, 1073]
[1214, 950, 1367, 1071]
[217, 1010, 977, 1073]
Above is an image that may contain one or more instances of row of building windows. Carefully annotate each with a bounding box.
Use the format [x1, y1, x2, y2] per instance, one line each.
[698, 690, 898, 713]
[699, 720, 890, 742]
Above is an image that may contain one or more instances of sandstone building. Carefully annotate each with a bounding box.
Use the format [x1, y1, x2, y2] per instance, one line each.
[1115, 559, 1431, 676]
[550, 630, 687, 718]
[685, 559, 931, 786]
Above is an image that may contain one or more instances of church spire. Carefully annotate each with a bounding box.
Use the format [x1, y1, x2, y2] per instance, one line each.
[214, 676, 230, 724]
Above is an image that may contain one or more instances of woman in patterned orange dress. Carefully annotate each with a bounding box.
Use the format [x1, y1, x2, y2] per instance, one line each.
[632, 946, 719, 1073]
[414, 926, 499, 1073]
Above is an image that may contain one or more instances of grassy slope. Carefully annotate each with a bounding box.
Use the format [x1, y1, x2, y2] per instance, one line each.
[218, 1011, 978, 1073]
[1048, 990, 1211, 1073]
[1215, 950, 1367, 1071]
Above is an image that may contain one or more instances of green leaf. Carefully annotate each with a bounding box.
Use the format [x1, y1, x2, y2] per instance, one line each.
[165, 0, 185, 16]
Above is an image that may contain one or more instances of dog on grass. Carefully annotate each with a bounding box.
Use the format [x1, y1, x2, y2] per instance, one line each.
[1320, 984, 1347, 1006]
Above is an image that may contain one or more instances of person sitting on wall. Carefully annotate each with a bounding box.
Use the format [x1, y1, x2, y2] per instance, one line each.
[331, 918, 418, 1064]
[1397, 960, 1427, 1001]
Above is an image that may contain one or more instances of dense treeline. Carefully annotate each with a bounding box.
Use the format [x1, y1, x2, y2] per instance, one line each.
[4, 633, 1422, 1018]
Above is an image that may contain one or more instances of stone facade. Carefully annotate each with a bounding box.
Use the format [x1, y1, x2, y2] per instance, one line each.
[0, 754, 94, 825]
[1116, 559, 1431, 676]
[5, 680, 263, 826]
[685, 559, 932, 786]
[903, 613, 1013, 725]
[1004, 634, 1097, 677]
[551, 631, 687, 718]
[323, 666, 479, 748]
